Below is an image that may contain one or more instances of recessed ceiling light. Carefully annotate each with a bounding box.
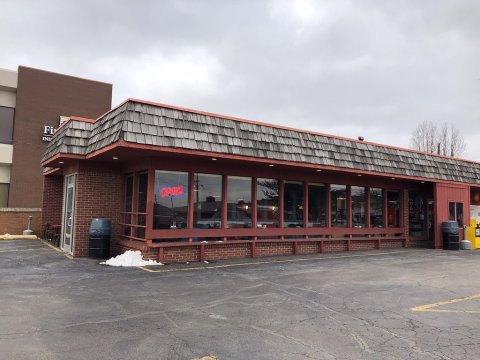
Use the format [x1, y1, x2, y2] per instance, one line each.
[357, 174, 362, 177]
[421, 181, 425, 184]
[112, 156, 119, 160]
[211, 158, 217, 161]
[58, 161, 64, 164]
[391, 177, 396, 180]
[316, 169, 322, 172]
[268, 164, 275, 167]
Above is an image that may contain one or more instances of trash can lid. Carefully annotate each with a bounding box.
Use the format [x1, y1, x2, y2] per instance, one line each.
[441, 221, 459, 229]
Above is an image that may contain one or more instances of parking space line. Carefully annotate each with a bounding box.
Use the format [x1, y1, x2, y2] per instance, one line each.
[136, 250, 405, 273]
[411, 293, 480, 313]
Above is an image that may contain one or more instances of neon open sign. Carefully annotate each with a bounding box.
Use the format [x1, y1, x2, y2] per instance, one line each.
[159, 186, 184, 197]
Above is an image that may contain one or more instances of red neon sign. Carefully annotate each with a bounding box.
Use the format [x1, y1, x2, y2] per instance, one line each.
[160, 186, 184, 197]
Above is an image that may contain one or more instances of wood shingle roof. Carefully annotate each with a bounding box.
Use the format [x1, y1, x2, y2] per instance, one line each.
[43, 99, 480, 184]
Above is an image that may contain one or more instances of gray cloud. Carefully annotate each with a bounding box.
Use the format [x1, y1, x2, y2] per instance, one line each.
[1, 0, 479, 159]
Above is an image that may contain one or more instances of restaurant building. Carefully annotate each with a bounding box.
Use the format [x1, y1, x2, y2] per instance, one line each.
[41, 99, 480, 263]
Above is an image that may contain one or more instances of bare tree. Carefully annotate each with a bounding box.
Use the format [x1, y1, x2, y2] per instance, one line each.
[410, 121, 466, 157]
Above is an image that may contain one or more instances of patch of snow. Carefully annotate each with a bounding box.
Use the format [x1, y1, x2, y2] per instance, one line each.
[4, 233, 10, 236]
[100, 250, 163, 267]
[204, 260, 209, 264]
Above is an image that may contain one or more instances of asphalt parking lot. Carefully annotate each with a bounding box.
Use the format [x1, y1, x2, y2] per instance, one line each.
[1, 239, 480, 360]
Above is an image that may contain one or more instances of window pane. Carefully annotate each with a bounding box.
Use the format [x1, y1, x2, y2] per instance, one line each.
[257, 178, 279, 228]
[123, 175, 133, 236]
[308, 184, 327, 227]
[449, 202, 455, 221]
[331, 184, 347, 227]
[352, 186, 366, 228]
[456, 203, 463, 227]
[0, 106, 14, 144]
[193, 173, 222, 229]
[387, 191, 400, 227]
[409, 193, 424, 236]
[370, 188, 384, 227]
[227, 176, 252, 228]
[125, 175, 133, 212]
[284, 182, 304, 228]
[137, 173, 148, 213]
[154, 170, 189, 229]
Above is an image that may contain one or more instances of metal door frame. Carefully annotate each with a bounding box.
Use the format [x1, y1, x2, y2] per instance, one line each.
[62, 174, 77, 255]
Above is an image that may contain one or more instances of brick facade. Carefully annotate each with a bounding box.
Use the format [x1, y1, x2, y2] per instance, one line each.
[42, 175, 64, 229]
[72, 171, 121, 257]
[0, 208, 42, 235]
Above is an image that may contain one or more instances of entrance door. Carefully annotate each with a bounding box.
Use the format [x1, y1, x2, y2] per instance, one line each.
[62, 174, 76, 254]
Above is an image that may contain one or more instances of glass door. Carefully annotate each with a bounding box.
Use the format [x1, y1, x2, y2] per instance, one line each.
[62, 174, 76, 254]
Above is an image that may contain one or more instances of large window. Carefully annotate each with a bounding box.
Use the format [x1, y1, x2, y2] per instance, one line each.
[227, 176, 252, 228]
[370, 188, 384, 227]
[351, 186, 366, 228]
[257, 178, 279, 228]
[0, 106, 14, 144]
[284, 182, 304, 227]
[387, 190, 400, 227]
[308, 184, 327, 227]
[449, 202, 463, 227]
[194, 173, 222, 229]
[153, 170, 189, 229]
[136, 173, 148, 237]
[331, 184, 347, 227]
[123, 175, 134, 236]
[409, 193, 424, 236]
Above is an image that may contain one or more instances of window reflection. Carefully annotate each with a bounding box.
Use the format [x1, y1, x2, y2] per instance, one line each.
[370, 188, 384, 227]
[331, 184, 347, 227]
[257, 178, 279, 228]
[351, 186, 366, 228]
[153, 170, 189, 230]
[193, 174, 222, 229]
[227, 176, 252, 228]
[308, 184, 327, 227]
[387, 190, 400, 227]
[409, 193, 424, 236]
[284, 182, 304, 228]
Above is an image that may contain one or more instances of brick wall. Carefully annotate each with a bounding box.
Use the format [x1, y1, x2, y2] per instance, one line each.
[73, 171, 121, 257]
[205, 243, 251, 260]
[163, 246, 200, 263]
[42, 175, 64, 229]
[0, 208, 42, 235]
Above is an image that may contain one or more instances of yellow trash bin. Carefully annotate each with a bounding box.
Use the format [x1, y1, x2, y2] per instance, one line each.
[466, 219, 480, 249]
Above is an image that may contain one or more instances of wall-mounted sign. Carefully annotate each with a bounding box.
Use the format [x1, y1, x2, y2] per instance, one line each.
[159, 186, 184, 198]
[42, 116, 69, 142]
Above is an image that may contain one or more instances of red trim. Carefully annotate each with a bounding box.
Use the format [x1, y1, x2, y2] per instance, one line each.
[43, 167, 62, 176]
[69, 116, 96, 123]
[83, 141, 476, 186]
[41, 153, 84, 167]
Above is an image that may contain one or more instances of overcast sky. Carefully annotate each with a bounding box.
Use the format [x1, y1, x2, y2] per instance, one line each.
[1, 0, 479, 159]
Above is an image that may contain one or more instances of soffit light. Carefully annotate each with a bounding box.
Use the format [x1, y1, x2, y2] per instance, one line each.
[112, 156, 119, 160]
[211, 158, 217, 161]
[58, 161, 64, 164]
[268, 164, 275, 167]
[316, 169, 322, 172]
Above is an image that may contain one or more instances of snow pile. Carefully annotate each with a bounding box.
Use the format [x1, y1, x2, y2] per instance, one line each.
[100, 250, 163, 267]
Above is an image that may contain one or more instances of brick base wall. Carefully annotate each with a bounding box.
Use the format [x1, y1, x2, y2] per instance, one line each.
[0, 208, 42, 235]
[42, 175, 64, 229]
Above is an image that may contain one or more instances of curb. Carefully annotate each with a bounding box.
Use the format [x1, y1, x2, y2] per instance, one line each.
[0, 235, 38, 240]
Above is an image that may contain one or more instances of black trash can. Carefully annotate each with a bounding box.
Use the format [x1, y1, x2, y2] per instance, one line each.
[441, 221, 459, 250]
[89, 218, 111, 258]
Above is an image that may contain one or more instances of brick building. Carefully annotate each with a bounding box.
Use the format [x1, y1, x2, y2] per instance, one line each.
[0, 66, 111, 234]
[41, 98, 480, 263]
